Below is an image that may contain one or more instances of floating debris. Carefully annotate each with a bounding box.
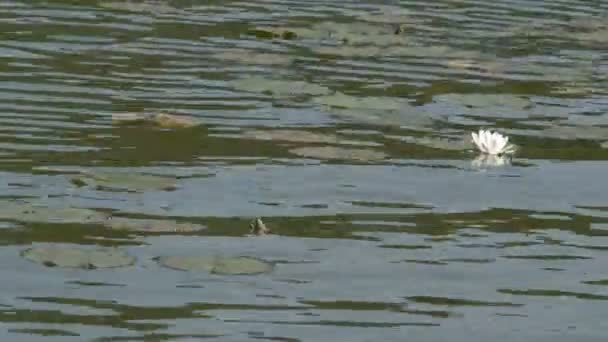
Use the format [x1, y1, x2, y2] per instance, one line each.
[22, 246, 135, 269]
[157, 255, 273, 275]
[249, 217, 271, 236]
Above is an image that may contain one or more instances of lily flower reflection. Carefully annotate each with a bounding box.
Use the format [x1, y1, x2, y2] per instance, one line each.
[472, 154, 510, 168]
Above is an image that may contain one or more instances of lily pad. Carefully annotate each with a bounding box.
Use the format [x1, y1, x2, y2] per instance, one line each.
[242, 129, 338, 144]
[315, 46, 385, 58]
[540, 126, 608, 141]
[212, 50, 293, 65]
[100, 1, 178, 14]
[105, 217, 206, 233]
[302, 21, 409, 46]
[231, 77, 330, 97]
[248, 26, 298, 40]
[157, 255, 273, 275]
[356, 5, 415, 24]
[240, 129, 380, 147]
[289, 146, 388, 161]
[434, 93, 532, 110]
[389, 135, 473, 151]
[73, 171, 178, 192]
[0, 201, 108, 224]
[315, 92, 407, 111]
[112, 112, 197, 129]
[22, 246, 135, 269]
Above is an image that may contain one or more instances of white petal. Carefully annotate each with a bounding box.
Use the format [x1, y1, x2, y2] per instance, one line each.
[495, 136, 508, 154]
[472, 131, 482, 151]
[487, 132, 499, 154]
[479, 131, 490, 153]
[497, 136, 509, 153]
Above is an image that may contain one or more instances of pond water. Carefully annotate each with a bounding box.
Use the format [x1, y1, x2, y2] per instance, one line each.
[1, 0, 608, 340]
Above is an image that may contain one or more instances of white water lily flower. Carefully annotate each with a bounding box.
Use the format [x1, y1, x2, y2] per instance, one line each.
[471, 130, 516, 155]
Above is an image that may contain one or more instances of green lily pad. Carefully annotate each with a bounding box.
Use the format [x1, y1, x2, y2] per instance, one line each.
[231, 77, 330, 97]
[248, 26, 298, 40]
[105, 217, 206, 233]
[434, 93, 532, 110]
[0, 201, 108, 224]
[240, 129, 380, 147]
[73, 171, 178, 192]
[212, 50, 293, 65]
[298, 21, 411, 46]
[112, 113, 197, 129]
[22, 246, 135, 269]
[249, 22, 400, 45]
[289, 146, 388, 161]
[358, 8, 415, 24]
[540, 126, 608, 141]
[315, 46, 385, 58]
[389, 135, 473, 151]
[315, 92, 407, 111]
[157, 255, 273, 275]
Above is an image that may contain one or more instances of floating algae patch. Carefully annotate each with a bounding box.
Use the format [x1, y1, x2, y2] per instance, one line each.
[0, 200, 108, 224]
[112, 112, 198, 129]
[289, 146, 388, 162]
[157, 255, 273, 275]
[22, 245, 135, 269]
[231, 77, 330, 97]
[105, 216, 206, 233]
[71, 170, 178, 192]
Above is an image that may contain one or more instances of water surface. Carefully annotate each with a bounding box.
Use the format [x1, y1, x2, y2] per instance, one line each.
[1, 1, 607, 341]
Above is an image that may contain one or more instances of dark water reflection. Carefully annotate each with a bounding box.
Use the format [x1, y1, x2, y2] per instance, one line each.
[1, 0, 608, 341]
